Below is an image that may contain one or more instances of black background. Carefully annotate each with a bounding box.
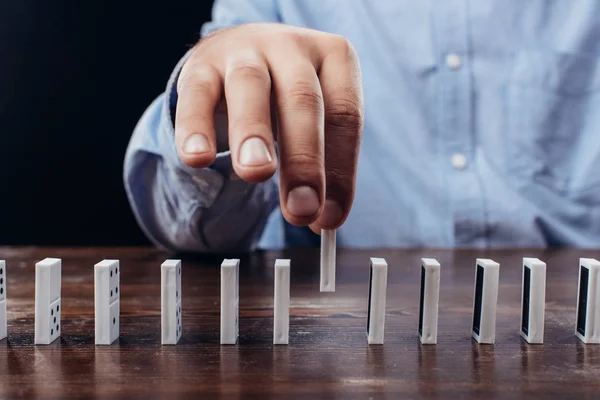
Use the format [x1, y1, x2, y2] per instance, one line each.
[0, 0, 214, 245]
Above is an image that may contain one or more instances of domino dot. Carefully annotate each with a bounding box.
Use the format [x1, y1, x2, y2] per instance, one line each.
[57, 305, 59, 312]
[116, 267, 118, 274]
[0, 288, 3, 295]
[176, 290, 178, 298]
[113, 317, 116, 325]
[110, 270, 113, 277]
[116, 287, 118, 294]
[51, 329, 54, 335]
[0, 278, 3, 284]
[51, 309, 54, 316]
[54, 317, 56, 323]
[0, 268, 3, 274]
[56, 325, 59, 332]
[111, 290, 113, 297]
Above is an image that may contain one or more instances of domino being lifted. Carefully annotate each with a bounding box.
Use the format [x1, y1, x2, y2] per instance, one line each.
[35, 258, 62, 345]
[161, 259, 182, 345]
[95, 259, 120, 345]
[520, 258, 546, 344]
[320, 229, 336, 292]
[419, 258, 441, 344]
[472, 258, 499, 344]
[576, 258, 600, 344]
[0, 260, 6, 341]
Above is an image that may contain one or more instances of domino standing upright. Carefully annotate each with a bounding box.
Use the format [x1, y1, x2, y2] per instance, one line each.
[161, 259, 182, 345]
[35, 258, 62, 345]
[520, 258, 546, 344]
[273, 259, 290, 345]
[320, 229, 336, 292]
[94, 259, 120, 345]
[471, 258, 499, 344]
[576, 258, 600, 344]
[367, 258, 388, 344]
[0, 261, 6, 341]
[221, 259, 240, 345]
[419, 258, 441, 344]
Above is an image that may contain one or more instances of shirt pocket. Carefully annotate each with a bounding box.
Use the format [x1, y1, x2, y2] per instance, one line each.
[506, 49, 600, 201]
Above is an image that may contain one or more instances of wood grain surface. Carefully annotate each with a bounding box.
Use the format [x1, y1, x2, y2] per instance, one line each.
[0, 246, 598, 399]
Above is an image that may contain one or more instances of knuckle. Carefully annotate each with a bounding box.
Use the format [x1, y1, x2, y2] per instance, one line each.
[327, 170, 353, 194]
[286, 31, 308, 50]
[270, 30, 301, 50]
[227, 61, 270, 88]
[284, 152, 324, 174]
[185, 77, 215, 96]
[178, 64, 219, 96]
[284, 81, 323, 111]
[330, 34, 357, 60]
[287, 151, 323, 166]
[325, 98, 363, 131]
[327, 166, 352, 184]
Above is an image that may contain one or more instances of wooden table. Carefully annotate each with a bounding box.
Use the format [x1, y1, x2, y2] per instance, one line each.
[0, 247, 598, 399]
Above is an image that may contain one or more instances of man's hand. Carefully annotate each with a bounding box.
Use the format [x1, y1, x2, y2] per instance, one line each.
[175, 23, 363, 233]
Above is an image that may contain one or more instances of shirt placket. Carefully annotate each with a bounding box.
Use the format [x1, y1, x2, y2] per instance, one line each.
[434, 0, 488, 246]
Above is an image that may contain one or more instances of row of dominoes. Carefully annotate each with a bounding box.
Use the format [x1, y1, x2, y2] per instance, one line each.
[219, 259, 291, 345]
[0, 257, 287, 345]
[365, 256, 600, 345]
[0, 258, 121, 345]
[0, 255, 598, 346]
[32, 258, 120, 345]
[165, 258, 291, 345]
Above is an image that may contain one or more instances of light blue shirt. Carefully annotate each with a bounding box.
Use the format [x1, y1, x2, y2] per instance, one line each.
[124, 0, 600, 252]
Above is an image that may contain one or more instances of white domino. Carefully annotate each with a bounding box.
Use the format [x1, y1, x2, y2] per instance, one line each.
[94, 260, 120, 345]
[520, 258, 546, 344]
[273, 259, 290, 345]
[320, 229, 336, 292]
[576, 258, 600, 344]
[221, 259, 239, 345]
[367, 257, 388, 344]
[0, 260, 6, 341]
[35, 258, 62, 345]
[161, 259, 182, 345]
[160, 260, 183, 344]
[419, 258, 441, 344]
[471, 258, 499, 344]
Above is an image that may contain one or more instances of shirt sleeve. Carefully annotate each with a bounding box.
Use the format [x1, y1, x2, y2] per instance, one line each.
[123, 0, 282, 253]
[201, 0, 281, 36]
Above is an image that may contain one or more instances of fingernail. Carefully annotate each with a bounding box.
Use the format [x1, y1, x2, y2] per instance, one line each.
[239, 137, 272, 167]
[286, 186, 320, 218]
[318, 199, 344, 228]
[183, 134, 210, 154]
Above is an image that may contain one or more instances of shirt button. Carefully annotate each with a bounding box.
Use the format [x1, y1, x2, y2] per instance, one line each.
[445, 53, 462, 69]
[451, 153, 467, 170]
